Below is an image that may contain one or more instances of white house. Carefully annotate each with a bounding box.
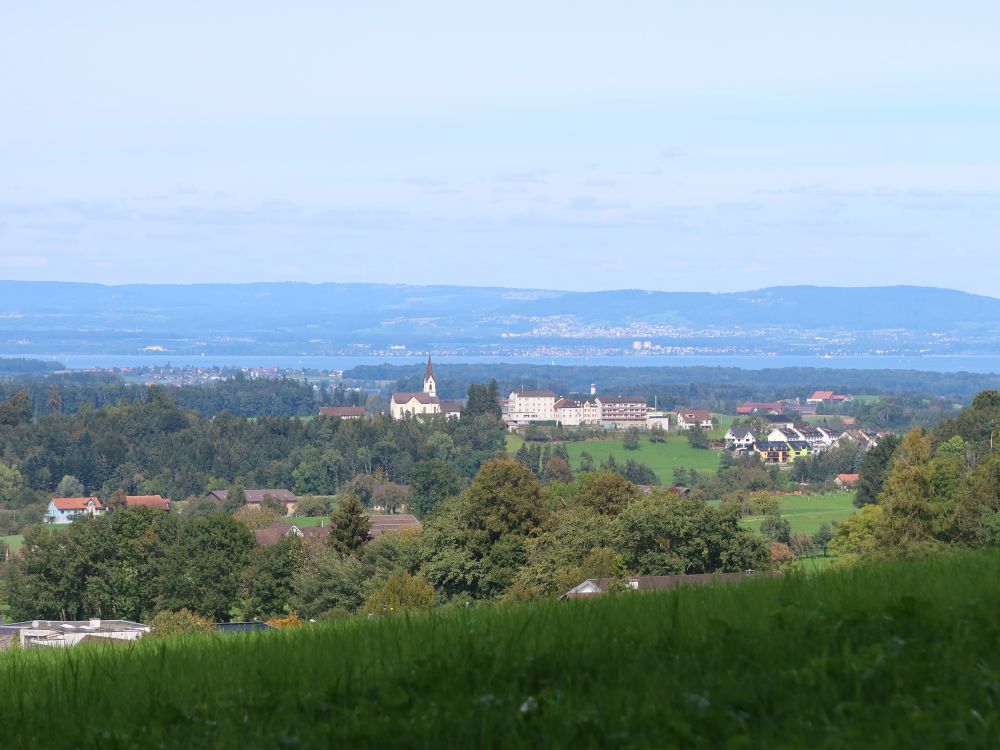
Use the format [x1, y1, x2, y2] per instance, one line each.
[389, 356, 461, 420]
[44, 497, 104, 525]
[3, 619, 149, 649]
[676, 409, 713, 431]
[596, 396, 649, 429]
[724, 425, 758, 450]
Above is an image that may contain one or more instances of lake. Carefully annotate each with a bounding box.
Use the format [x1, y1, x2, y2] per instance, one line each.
[8, 353, 1000, 374]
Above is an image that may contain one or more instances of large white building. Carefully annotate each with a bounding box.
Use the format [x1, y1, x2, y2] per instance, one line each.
[44, 497, 104, 525]
[504, 390, 558, 425]
[389, 356, 461, 420]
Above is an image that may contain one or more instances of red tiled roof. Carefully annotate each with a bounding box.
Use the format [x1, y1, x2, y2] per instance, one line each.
[810, 390, 835, 400]
[52, 497, 102, 511]
[439, 400, 462, 413]
[254, 523, 295, 546]
[837, 474, 860, 484]
[125, 495, 172, 511]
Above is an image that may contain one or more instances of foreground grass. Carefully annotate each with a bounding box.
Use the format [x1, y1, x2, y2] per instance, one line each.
[4, 552, 1000, 748]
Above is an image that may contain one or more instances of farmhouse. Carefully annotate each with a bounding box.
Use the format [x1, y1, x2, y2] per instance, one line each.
[43, 497, 104, 525]
[208, 488, 300, 515]
[807, 390, 854, 404]
[389, 356, 462, 420]
[675, 409, 713, 431]
[317, 406, 366, 419]
[124, 495, 172, 511]
[736, 402, 783, 415]
[835, 473, 861, 489]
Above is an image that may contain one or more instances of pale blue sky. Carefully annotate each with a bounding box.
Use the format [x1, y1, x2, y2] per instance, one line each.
[2, 2, 998, 294]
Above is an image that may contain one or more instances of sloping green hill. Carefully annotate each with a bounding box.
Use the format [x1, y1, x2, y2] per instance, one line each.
[3, 552, 1000, 748]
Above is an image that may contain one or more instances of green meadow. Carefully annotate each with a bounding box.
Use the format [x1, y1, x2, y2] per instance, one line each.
[1, 535, 22, 555]
[3, 551, 1000, 748]
[741, 491, 858, 536]
[508, 432, 723, 485]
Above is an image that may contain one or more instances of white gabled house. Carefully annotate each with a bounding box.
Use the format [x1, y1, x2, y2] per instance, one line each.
[44, 497, 104, 525]
[724, 425, 758, 450]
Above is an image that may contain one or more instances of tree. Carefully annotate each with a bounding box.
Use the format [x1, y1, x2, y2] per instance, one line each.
[788, 532, 815, 558]
[760, 513, 791, 544]
[769, 542, 796, 565]
[291, 545, 367, 619]
[829, 504, 882, 559]
[0, 464, 28, 506]
[622, 460, 658, 486]
[811, 522, 834, 557]
[242, 535, 304, 620]
[649, 424, 667, 443]
[686, 428, 710, 450]
[148, 608, 216, 639]
[874, 430, 939, 555]
[0, 391, 32, 427]
[615, 494, 768, 575]
[622, 429, 640, 451]
[409, 459, 461, 518]
[328, 493, 371, 556]
[465, 460, 545, 538]
[543, 456, 574, 484]
[579, 451, 595, 473]
[223, 484, 247, 514]
[854, 434, 901, 507]
[465, 380, 502, 420]
[575, 471, 638, 516]
[295, 496, 330, 517]
[362, 573, 435, 616]
[55, 475, 86, 498]
[233, 504, 282, 530]
[157, 513, 255, 621]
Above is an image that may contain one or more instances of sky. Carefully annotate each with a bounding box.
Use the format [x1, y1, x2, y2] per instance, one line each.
[2, 1, 999, 295]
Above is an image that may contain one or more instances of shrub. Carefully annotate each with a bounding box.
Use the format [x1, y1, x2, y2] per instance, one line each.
[148, 609, 216, 639]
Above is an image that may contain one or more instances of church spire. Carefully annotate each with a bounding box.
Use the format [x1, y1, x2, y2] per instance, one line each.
[423, 354, 437, 396]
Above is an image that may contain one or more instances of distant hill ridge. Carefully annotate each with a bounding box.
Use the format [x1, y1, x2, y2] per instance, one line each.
[1, 281, 998, 354]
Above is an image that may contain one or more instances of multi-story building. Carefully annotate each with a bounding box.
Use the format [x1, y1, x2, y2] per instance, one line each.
[596, 396, 649, 429]
[504, 390, 557, 425]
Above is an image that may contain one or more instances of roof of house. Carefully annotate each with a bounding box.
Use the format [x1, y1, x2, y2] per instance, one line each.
[209, 489, 299, 504]
[300, 525, 331, 542]
[125, 495, 171, 510]
[391, 392, 440, 405]
[727, 425, 757, 439]
[793, 423, 823, 438]
[253, 523, 296, 545]
[439, 400, 462, 414]
[554, 397, 585, 409]
[787, 441, 812, 450]
[318, 406, 366, 418]
[736, 402, 782, 414]
[368, 514, 421, 538]
[51, 497, 102, 511]
[562, 571, 782, 598]
[512, 390, 556, 398]
[810, 390, 835, 400]
[837, 473, 861, 484]
[755, 441, 791, 451]
[5, 619, 149, 632]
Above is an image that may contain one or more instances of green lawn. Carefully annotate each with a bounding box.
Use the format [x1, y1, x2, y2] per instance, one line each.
[1, 535, 22, 555]
[4, 551, 1000, 747]
[740, 491, 858, 536]
[287, 515, 329, 528]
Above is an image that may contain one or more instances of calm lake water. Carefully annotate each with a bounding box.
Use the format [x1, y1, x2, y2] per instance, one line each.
[8, 353, 1000, 374]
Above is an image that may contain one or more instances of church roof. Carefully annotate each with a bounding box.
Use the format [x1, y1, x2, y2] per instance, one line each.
[425, 355, 435, 380]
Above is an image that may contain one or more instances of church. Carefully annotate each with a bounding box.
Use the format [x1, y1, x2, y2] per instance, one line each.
[389, 356, 462, 420]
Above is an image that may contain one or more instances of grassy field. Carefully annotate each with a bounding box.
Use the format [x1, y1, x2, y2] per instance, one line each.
[3, 551, 1000, 747]
[741, 491, 858, 536]
[1, 534, 22, 555]
[506, 430, 723, 485]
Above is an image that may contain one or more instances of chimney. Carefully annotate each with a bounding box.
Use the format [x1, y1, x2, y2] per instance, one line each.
[590, 384, 596, 396]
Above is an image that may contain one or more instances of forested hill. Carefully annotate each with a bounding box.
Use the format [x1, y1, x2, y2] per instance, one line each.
[2, 281, 999, 354]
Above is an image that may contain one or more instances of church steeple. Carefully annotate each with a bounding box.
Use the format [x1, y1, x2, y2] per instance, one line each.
[423, 354, 436, 396]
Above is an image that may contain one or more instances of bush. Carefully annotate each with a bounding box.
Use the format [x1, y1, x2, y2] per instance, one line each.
[362, 574, 435, 616]
[295, 497, 330, 517]
[233, 505, 282, 530]
[148, 609, 216, 639]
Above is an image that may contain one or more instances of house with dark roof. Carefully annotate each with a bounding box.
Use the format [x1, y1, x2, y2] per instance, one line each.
[318, 406, 366, 419]
[724, 425, 759, 450]
[208, 489, 300, 515]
